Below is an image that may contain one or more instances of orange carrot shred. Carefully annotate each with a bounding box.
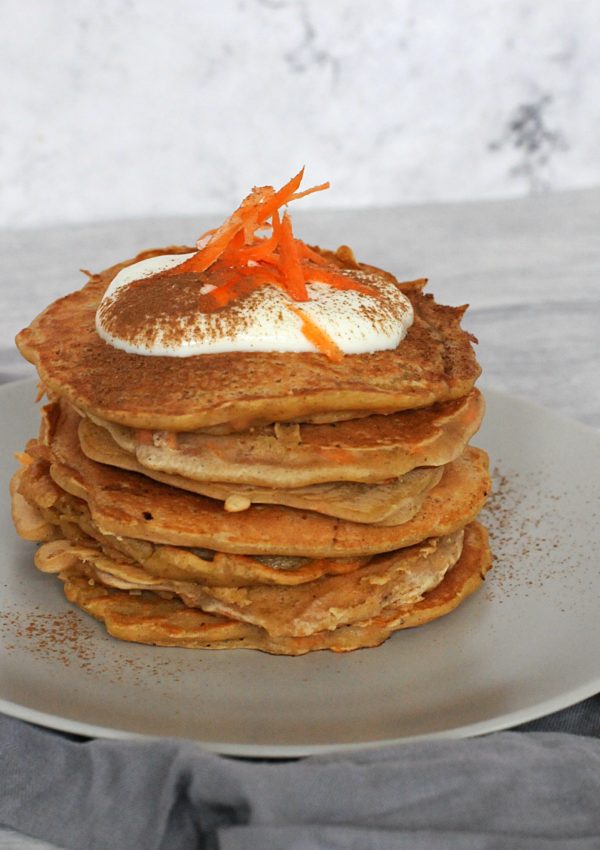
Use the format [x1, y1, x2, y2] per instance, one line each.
[287, 304, 343, 362]
[278, 213, 308, 301]
[178, 189, 267, 274]
[302, 264, 377, 296]
[200, 269, 285, 312]
[235, 222, 280, 262]
[253, 168, 305, 225]
[296, 242, 330, 266]
[220, 229, 247, 264]
[167, 172, 327, 280]
[235, 264, 282, 284]
[196, 227, 217, 246]
[289, 181, 330, 201]
[151, 169, 384, 345]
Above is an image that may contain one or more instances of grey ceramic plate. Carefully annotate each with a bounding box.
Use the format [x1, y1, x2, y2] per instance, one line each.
[1, 379, 599, 757]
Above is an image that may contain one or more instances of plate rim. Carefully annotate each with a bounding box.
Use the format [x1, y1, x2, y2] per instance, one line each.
[1, 675, 600, 758]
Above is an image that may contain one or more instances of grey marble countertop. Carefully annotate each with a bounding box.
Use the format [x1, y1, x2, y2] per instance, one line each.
[1, 188, 599, 850]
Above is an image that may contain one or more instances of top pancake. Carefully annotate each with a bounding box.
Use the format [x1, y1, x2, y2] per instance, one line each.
[16, 247, 481, 431]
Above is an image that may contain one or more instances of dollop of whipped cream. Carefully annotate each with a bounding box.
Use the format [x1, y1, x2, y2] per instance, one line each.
[95, 253, 414, 357]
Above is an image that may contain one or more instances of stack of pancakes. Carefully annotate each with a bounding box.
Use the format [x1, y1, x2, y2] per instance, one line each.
[11, 246, 492, 655]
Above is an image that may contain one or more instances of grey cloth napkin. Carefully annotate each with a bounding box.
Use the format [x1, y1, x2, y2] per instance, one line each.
[2, 712, 600, 850]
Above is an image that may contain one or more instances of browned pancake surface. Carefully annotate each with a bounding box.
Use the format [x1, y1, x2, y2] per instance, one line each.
[79, 415, 444, 525]
[33, 526, 464, 637]
[17, 248, 481, 430]
[14, 456, 380, 586]
[87, 389, 484, 487]
[57, 522, 492, 654]
[43, 400, 490, 557]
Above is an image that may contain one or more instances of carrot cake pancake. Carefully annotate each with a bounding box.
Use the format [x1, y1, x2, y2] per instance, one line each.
[11, 169, 491, 654]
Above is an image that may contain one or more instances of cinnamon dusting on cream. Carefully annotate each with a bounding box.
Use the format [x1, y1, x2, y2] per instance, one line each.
[95, 169, 416, 359]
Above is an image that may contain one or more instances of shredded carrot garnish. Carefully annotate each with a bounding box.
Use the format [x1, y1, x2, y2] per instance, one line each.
[289, 181, 330, 201]
[297, 242, 330, 266]
[200, 274, 278, 312]
[301, 263, 377, 296]
[155, 169, 383, 359]
[253, 169, 305, 225]
[196, 227, 217, 246]
[277, 213, 308, 301]
[287, 304, 343, 363]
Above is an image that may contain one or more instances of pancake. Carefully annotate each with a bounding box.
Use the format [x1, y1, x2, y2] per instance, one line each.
[33, 527, 463, 637]
[12, 190, 491, 654]
[55, 522, 492, 654]
[13, 458, 382, 587]
[42, 399, 491, 557]
[79, 415, 444, 525]
[10, 467, 56, 542]
[84, 389, 484, 487]
[16, 248, 481, 431]
[104, 533, 463, 637]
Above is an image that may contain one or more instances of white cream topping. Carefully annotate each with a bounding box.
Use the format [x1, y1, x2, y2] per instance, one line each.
[95, 253, 414, 357]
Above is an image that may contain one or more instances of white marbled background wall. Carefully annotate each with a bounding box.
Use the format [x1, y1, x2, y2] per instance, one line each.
[1, 0, 599, 227]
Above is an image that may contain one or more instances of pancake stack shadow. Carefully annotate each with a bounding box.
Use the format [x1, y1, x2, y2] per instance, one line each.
[11, 248, 492, 655]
